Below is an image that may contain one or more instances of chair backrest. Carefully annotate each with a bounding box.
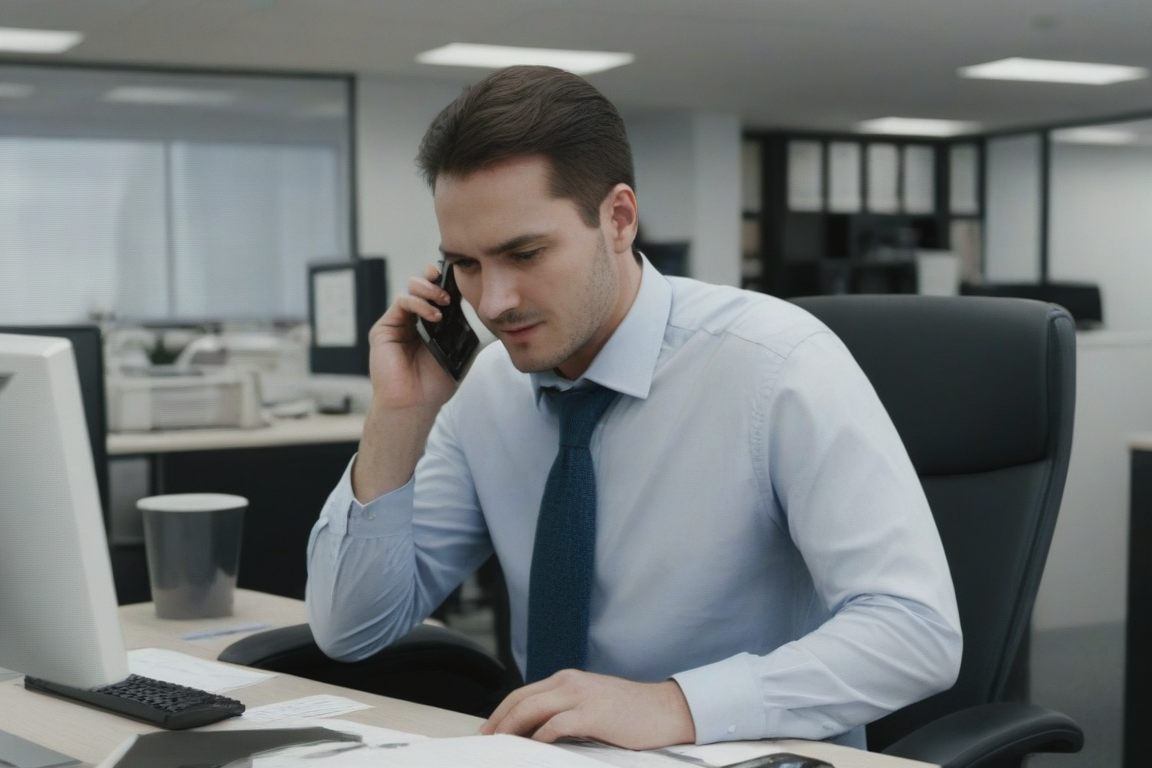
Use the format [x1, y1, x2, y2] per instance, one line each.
[791, 295, 1076, 752]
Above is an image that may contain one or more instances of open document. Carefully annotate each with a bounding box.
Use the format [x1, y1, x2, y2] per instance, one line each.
[100, 718, 832, 768]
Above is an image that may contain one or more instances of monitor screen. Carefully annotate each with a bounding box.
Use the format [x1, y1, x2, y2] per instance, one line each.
[0, 333, 128, 689]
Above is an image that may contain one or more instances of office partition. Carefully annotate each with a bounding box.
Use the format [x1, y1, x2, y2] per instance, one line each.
[0, 63, 354, 326]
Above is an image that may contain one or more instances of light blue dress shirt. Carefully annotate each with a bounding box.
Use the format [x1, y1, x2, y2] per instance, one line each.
[306, 257, 962, 748]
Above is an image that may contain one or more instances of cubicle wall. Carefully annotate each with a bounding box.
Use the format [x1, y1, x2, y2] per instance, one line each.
[1034, 332, 1152, 632]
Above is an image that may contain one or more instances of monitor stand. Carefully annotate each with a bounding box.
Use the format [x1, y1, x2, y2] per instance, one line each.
[0, 729, 78, 768]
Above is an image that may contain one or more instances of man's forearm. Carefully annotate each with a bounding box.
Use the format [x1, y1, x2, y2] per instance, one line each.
[352, 400, 440, 503]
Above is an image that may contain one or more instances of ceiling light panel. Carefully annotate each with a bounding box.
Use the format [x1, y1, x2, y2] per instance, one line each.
[104, 86, 238, 107]
[416, 43, 634, 75]
[1052, 119, 1152, 146]
[0, 27, 82, 54]
[960, 57, 1149, 85]
[1053, 127, 1139, 145]
[857, 117, 981, 137]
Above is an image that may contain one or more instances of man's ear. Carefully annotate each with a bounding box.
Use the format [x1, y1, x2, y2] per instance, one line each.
[602, 184, 639, 256]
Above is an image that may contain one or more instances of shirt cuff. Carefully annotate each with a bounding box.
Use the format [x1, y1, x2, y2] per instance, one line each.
[672, 653, 765, 744]
[322, 454, 415, 539]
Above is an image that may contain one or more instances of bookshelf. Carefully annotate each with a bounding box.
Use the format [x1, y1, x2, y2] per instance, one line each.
[742, 132, 984, 297]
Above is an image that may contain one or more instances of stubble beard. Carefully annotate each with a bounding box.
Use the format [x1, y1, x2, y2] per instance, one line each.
[503, 234, 618, 375]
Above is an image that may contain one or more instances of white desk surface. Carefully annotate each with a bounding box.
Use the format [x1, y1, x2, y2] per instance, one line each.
[0, 589, 935, 768]
[107, 413, 365, 455]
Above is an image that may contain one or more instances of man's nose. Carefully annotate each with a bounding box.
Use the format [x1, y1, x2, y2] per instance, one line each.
[477, 268, 521, 321]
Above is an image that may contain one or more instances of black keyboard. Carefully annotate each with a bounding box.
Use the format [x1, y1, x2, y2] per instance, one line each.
[24, 673, 245, 729]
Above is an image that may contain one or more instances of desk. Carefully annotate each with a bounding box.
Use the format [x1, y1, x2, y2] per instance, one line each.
[0, 590, 934, 768]
[106, 415, 365, 603]
[107, 414, 366, 456]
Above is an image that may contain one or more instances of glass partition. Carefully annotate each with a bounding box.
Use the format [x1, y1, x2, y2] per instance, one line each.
[0, 64, 352, 324]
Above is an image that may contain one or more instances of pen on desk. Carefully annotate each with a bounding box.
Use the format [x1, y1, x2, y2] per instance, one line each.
[180, 622, 272, 641]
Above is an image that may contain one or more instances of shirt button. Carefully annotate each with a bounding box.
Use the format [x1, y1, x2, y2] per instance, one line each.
[727, 725, 736, 734]
[367, 514, 376, 521]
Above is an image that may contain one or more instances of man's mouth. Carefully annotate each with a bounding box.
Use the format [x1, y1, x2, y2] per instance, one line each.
[500, 322, 541, 340]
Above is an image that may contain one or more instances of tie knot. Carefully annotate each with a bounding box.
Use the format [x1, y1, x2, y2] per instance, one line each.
[546, 385, 618, 448]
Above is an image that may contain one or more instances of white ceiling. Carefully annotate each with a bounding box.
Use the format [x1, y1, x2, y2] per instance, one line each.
[1, 0, 1151, 133]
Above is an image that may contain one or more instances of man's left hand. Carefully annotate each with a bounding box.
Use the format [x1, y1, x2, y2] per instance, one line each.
[479, 669, 696, 749]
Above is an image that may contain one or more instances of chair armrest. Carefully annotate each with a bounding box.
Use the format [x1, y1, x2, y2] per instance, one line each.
[218, 623, 319, 668]
[219, 622, 501, 672]
[881, 702, 1082, 768]
[219, 623, 508, 717]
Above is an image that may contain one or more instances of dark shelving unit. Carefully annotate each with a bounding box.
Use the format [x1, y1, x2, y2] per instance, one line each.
[742, 132, 984, 298]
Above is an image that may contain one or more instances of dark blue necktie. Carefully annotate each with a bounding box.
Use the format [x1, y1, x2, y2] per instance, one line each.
[525, 383, 619, 683]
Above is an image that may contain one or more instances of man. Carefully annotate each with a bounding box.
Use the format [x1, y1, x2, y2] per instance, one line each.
[306, 65, 962, 751]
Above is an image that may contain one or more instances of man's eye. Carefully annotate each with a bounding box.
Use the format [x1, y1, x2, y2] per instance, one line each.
[453, 258, 480, 272]
[511, 249, 541, 262]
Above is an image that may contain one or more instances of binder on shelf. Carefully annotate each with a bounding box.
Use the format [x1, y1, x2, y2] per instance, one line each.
[949, 144, 981, 215]
[866, 143, 900, 214]
[787, 140, 824, 212]
[902, 145, 935, 214]
[828, 141, 862, 213]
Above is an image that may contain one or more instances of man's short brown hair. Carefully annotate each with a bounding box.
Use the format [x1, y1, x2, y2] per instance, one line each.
[417, 66, 634, 227]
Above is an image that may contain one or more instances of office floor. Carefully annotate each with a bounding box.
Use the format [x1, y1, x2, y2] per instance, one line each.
[1028, 622, 1123, 768]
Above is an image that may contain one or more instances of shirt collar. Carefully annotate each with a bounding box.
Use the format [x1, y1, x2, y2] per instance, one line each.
[531, 252, 672, 404]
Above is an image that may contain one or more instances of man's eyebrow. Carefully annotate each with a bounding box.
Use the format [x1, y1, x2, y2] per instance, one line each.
[438, 233, 549, 261]
[483, 233, 548, 256]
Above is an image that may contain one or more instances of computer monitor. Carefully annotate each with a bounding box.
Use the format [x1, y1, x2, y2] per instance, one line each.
[0, 325, 109, 523]
[0, 333, 128, 690]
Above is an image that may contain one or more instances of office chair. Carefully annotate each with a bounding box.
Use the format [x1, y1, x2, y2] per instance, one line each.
[960, 281, 1103, 329]
[222, 295, 1083, 767]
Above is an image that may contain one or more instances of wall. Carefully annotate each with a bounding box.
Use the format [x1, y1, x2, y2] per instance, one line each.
[624, 109, 742, 287]
[1049, 142, 1152, 332]
[1029, 141, 1152, 631]
[355, 76, 462, 300]
[1033, 332, 1152, 631]
[983, 133, 1042, 282]
[690, 112, 742, 288]
[354, 77, 743, 299]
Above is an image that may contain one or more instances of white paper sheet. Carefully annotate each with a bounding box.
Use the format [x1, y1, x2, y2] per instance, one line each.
[246, 734, 622, 768]
[317, 719, 428, 746]
[660, 740, 791, 766]
[243, 695, 373, 722]
[127, 647, 273, 693]
[313, 269, 357, 347]
[561, 741, 688, 768]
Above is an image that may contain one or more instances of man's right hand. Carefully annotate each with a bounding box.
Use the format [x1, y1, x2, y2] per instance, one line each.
[352, 262, 460, 503]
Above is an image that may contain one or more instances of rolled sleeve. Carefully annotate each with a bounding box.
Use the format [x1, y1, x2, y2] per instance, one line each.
[348, 478, 415, 539]
[306, 455, 414, 543]
[305, 397, 493, 663]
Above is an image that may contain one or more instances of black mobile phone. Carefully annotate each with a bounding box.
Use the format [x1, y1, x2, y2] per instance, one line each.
[416, 261, 480, 380]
